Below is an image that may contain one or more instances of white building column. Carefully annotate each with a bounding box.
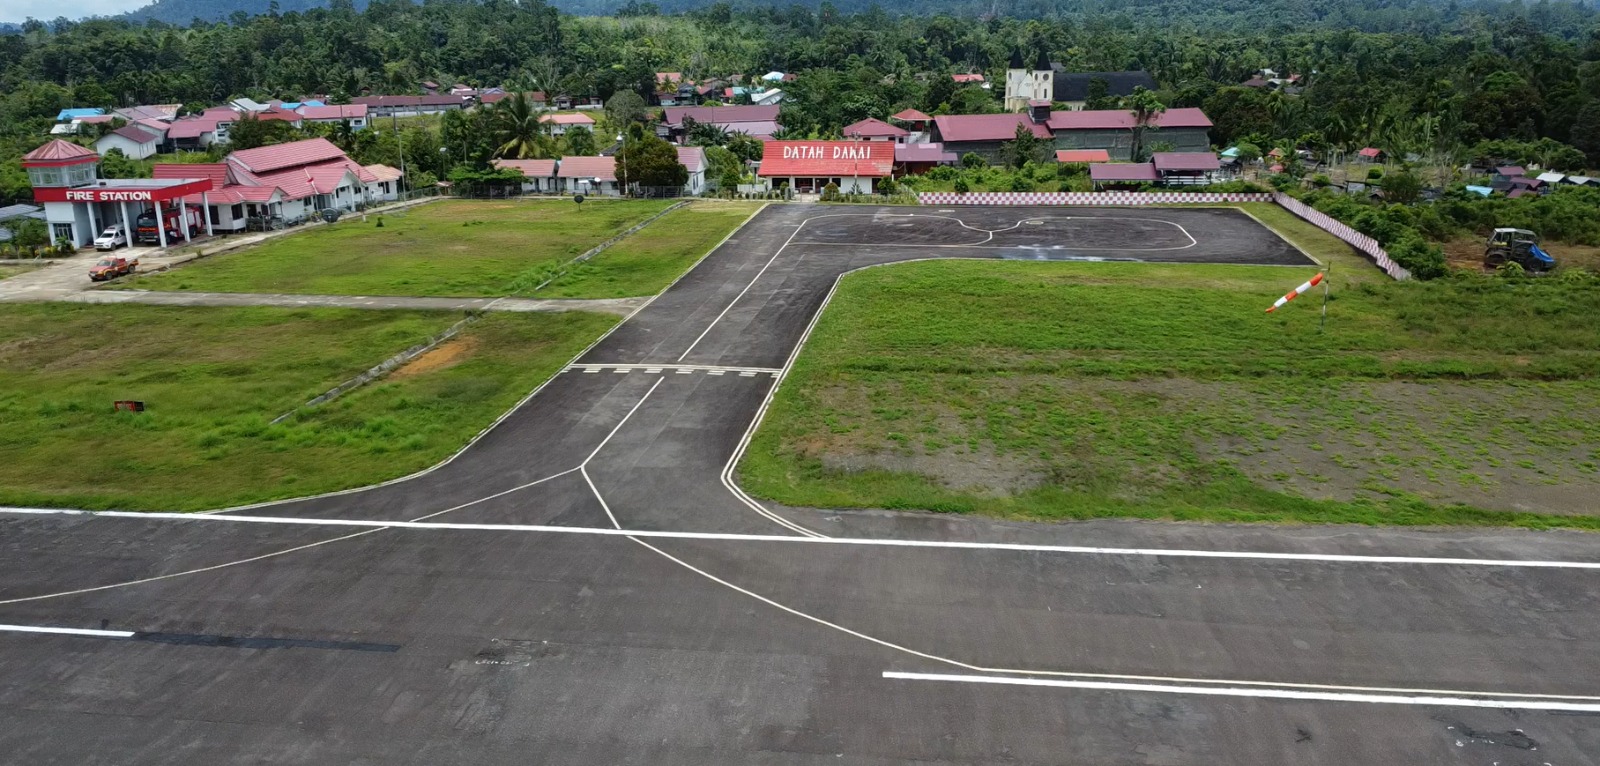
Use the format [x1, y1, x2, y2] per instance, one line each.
[86, 202, 100, 239]
[201, 192, 213, 236]
[119, 203, 132, 245]
[156, 203, 168, 249]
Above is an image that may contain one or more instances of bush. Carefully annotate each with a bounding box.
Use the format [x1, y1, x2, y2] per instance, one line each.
[877, 177, 898, 195]
[1313, 174, 1332, 187]
[961, 152, 986, 170]
[820, 182, 841, 202]
[1367, 167, 1384, 180]
[1008, 174, 1033, 192]
[926, 165, 958, 182]
[953, 177, 970, 194]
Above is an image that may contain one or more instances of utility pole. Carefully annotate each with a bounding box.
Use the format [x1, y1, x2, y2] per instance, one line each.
[394, 112, 408, 194]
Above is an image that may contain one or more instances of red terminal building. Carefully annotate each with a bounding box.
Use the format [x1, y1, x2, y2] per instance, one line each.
[23, 139, 215, 248]
[757, 140, 895, 194]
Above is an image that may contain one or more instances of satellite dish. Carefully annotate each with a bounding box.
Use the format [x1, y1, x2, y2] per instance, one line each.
[320, 208, 343, 223]
[573, 194, 585, 204]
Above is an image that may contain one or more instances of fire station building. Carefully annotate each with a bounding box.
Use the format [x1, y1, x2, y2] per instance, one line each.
[23, 138, 403, 249]
[23, 139, 214, 248]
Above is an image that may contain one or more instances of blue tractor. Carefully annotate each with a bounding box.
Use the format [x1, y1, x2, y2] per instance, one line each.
[1484, 228, 1556, 272]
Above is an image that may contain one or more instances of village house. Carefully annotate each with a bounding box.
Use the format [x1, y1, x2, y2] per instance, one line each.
[93, 124, 165, 160]
[931, 102, 1213, 163]
[558, 156, 619, 196]
[492, 159, 560, 194]
[659, 105, 782, 143]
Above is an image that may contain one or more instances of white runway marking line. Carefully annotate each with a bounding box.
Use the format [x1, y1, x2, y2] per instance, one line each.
[9, 508, 1600, 570]
[565, 363, 782, 376]
[881, 672, 1600, 712]
[0, 624, 136, 639]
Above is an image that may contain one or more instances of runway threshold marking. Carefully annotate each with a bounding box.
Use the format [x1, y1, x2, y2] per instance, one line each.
[0, 624, 136, 639]
[564, 363, 781, 376]
[6, 507, 1600, 570]
[881, 671, 1600, 712]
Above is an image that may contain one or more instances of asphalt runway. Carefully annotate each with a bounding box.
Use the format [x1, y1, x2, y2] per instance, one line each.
[3, 204, 1598, 764]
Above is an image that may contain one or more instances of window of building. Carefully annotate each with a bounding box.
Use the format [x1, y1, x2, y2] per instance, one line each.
[27, 167, 63, 187]
[63, 163, 96, 186]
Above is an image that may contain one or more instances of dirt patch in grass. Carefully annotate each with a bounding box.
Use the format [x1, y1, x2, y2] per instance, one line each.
[1443, 236, 1600, 272]
[391, 335, 479, 380]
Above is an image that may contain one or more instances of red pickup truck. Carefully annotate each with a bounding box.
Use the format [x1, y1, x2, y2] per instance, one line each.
[89, 255, 139, 282]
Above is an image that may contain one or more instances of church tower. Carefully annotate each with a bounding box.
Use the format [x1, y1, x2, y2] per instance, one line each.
[1004, 49, 1054, 112]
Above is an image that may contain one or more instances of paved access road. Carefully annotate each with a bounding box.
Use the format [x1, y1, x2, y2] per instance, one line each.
[3, 205, 1599, 765]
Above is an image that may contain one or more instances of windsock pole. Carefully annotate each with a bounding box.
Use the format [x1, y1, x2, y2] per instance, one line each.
[1266, 272, 1325, 313]
[1318, 261, 1332, 332]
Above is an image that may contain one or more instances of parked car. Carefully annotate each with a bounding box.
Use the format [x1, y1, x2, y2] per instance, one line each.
[93, 224, 128, 251]
[88, 254, 138, 281]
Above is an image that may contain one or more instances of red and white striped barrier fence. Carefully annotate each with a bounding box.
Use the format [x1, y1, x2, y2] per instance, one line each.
[1271, 193, 1410, 281]
[916, 191, 1274, 206]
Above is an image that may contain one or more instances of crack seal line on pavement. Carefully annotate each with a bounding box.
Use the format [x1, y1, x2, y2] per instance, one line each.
[0, 468, 580, 607]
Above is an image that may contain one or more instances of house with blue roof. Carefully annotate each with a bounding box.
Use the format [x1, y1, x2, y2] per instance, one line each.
[55, 108, 105, 122]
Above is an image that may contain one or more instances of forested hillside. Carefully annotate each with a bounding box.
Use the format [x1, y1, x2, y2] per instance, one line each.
[18, 0, 1599, 32]
[6, 0, 1600, 233]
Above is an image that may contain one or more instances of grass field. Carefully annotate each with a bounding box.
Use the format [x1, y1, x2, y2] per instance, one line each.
[0, 263, 39, 280]
[113, 199, 672, 297]
[534, 202, 763, 298]
[0, 303, 616, 511]
[742, 249, 1600, 529]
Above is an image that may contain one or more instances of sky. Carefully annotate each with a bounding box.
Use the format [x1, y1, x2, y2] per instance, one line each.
[3, 0, 148, 23]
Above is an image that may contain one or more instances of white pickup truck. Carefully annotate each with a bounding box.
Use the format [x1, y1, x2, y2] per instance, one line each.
[93, 224, 128, 251]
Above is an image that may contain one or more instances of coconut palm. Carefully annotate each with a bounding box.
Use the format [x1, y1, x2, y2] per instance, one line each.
[492, 92, 553, 159]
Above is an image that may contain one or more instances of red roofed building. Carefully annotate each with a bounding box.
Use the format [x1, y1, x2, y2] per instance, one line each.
[890, 108, 933, 133]
[952, 73, 986, 84]
[1056, 149, 1111, 164]
[758, 140, 894, 194]
[1089, 162, 1160, 189]
[539, 112, 596, 135]
[659, 105, 781, 143]
[675, 146, 709, 195]
[558, 156, 618, 196]
[492, 159, 560, 193]
[297, 103, 369, 129]
[147, 138, 403, 235]
[842, 117, 910, 143]
[25, 139, 214, 248]
[932, 106, 1213, 163]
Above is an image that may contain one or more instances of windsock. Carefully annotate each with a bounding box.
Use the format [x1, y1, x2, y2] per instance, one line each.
[1266, 272, 1325, 313]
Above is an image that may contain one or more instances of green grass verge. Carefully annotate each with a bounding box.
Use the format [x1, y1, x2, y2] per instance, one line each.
[0, 263, 40, 281]
[533, 202, 764, 298]
[0, 303, 616, 511]
[112, 199, 673, 298]
[741, 259, 1600, 529]
[1233, 203, 1381, 279]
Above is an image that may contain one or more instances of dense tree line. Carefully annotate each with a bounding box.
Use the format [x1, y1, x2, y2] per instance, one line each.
[7, 0, 1600, 216]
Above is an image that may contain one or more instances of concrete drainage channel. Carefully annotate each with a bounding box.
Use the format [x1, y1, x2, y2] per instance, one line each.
[269, 200, 691, 424]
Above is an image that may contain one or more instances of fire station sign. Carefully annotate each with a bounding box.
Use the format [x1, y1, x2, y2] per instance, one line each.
[66, 189, 153, 202]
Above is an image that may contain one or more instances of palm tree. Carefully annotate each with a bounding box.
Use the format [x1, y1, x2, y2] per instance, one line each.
[492, 92, 551, 159]
[1126, 87, 1166, 162]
